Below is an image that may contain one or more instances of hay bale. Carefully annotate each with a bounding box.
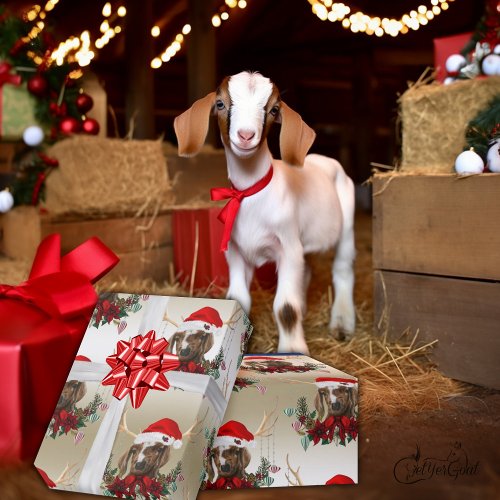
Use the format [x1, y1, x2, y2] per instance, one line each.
[400, 76, 500, 173]
[45, 136, 173, 216]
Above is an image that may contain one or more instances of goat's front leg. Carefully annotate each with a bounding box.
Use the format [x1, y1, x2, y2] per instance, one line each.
[274, 243, 308, 354]
[225, 244, 253, 314]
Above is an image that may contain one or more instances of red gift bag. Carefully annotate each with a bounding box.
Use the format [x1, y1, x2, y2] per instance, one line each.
[0, 234, 118, 462]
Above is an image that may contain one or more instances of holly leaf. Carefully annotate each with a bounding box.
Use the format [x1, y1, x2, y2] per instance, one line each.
[310, 410, 317, 419]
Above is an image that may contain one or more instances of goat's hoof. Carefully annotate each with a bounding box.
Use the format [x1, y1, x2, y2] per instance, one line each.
[330, 326, 354, 342]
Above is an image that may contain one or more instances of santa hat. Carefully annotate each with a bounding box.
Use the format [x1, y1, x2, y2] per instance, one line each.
[315, 377, 357, 389]
[176, 307, 223, 335]
[213, 420, 255, 448]
[325, 474, 355, 485]
[134, 418, 182, 449]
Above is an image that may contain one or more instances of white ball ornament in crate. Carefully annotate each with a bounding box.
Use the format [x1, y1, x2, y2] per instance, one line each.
[486, 139, 500, 173]
[23, 125, 44, 147]
[481, 54, 500, 76]
[454, 149, 484, 175]
[0, 189, 14, 213]
[445, 54, 467, 74]
[493, 45, 500, 55]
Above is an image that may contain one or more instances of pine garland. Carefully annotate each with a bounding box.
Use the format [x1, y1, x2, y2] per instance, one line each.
[464, 96, 500, 160]
[0, 6, 87, 207]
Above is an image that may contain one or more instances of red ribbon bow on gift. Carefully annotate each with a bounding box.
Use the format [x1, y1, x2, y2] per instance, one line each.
[102, 330, 180, 409]
[210, 165, 273, 252]
[0, 234, 119, 321]
[0, 61, 22, 88]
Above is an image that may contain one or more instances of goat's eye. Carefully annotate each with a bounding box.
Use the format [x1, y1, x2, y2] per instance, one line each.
[270, 105, 279, 117]
[216, 100, 225, 110]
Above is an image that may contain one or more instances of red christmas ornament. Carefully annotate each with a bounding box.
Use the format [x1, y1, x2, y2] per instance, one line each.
[82, 118, 100, 135]
[76, 93, 94, 113]
[27, 74, 48, 96]
[59, 117, 81, 135]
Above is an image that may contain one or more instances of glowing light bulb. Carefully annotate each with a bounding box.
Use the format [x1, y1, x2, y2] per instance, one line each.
[102, 2, 111, 17]
[151, 26, 160, 37]
[117, 6, 127, 17]
[151, 58, 162, 69]
[182, 24, 191, 35]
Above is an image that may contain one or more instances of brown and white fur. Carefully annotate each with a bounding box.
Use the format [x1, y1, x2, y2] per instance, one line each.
[207, 445, 251, 482]
[315, 385, 358, 420]
[174, 71, 355, 353]
[118, 441, 170, 479]
[55, 380, 87, 412]
[167, 329, 214, 364]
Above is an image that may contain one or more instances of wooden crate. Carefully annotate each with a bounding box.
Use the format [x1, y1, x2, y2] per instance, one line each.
[372, 173, 500, 389]
[0, 207, 172, 282]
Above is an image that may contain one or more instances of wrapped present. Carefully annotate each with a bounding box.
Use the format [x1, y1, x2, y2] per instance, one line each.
[203, 354, 358, 489]
[172, 207, 229, 290]
[433, 32, 473, 83]
[35, 294, 253, 498]
[0, 234, 119, 462]
[0, 62, 38, 140]
[172, 207, 277, 291]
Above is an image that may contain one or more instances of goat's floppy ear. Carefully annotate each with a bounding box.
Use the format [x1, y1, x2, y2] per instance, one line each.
[202, 332, 214, 355]
[167, 333, 178, 354]
[240, 447, 251, 470]
[174, 92, 216, 157]
[75, 382, 87, 403]
[118, 448, 133, 477]
[279, 101, 316, 167]
[314, 389, 326, 421]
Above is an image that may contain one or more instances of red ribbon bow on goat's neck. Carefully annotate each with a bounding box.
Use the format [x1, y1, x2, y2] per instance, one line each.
[0, 234, 119, 321]
[0, 61, 21, 88]
[210, 165, 274, 252]
[102, 330, 180, 409]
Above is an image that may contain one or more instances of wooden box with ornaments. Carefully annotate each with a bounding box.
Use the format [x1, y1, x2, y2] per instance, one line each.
[372, 171, 500, 392]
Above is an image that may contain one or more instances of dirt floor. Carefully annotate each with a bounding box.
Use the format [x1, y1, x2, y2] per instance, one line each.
[1, 212, 499, 499]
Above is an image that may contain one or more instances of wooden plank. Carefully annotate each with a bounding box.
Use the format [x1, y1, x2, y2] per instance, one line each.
[41, 213, 172, 254]
[107, 245, 173, 282]
[373, 173, 500, 281]
[374, 269, 500, 389]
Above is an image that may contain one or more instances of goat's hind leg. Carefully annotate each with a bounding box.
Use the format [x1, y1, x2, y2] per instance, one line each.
[330, 174, 356, 340]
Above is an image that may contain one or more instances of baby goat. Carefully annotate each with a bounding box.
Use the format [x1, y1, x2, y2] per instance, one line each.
[174, 71, 355, 353]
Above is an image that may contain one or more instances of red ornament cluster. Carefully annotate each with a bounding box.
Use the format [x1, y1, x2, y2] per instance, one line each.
[57, 93, 99, 136]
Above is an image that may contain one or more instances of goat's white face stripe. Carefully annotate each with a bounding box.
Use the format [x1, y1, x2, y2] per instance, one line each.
[227, 72, 273, 155]
[137, 440, 158, 462]
[217, 445, 229, 465]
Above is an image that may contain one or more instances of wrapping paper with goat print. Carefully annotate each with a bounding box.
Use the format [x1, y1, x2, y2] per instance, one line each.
[203, 354, 358, 489]
[35, 294, 252, 499]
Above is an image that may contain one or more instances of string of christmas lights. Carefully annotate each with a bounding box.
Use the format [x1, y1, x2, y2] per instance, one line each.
[308, 0, 457, 37]
[150, 0, 249, 69]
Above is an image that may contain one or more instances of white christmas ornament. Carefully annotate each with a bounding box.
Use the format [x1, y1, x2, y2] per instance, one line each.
[22, 125, 44, 147]
[481, 54, 500, 76]
[445, 54, 467, 74]
[443, 76, 456, 85]
[486, 139, 500, 173]
[0, 189, 14, 213]
[493, 44, 500, 55]
[454, 149, 484, 175]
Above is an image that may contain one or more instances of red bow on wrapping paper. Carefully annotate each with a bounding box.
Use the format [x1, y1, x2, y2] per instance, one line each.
[0, 233, 119, 321]
[0, 61, 21, 88]
[102, 330, 180, 409]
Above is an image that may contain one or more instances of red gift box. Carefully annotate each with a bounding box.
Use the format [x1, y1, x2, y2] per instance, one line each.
[172, 208, 277, 291]
[172, 207, 229, 290]
[434, 32, 472, 82]
[0, 234, 118, 462]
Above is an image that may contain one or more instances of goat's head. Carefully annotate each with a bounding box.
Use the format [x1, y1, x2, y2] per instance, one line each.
[174, 71, 316, 166]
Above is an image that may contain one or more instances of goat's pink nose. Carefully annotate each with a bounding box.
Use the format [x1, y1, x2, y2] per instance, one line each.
[237, 129, 255, 142]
